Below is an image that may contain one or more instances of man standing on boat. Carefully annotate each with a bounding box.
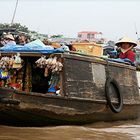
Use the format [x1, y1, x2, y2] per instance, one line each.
[115, 37, 137, 64]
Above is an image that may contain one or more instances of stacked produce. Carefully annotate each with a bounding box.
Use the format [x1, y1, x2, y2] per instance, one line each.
[0, 56, 12, 69]
[35, 56, 63, 75]
[0, 53, 22, 69]
[35, 56, 46, 68]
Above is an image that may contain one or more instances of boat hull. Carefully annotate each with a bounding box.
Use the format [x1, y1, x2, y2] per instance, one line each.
[0, 53, 140, 126]
[0, 92, 140, 126]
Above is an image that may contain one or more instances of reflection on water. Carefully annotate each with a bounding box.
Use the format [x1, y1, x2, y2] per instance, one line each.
[0, 120, 140, 140]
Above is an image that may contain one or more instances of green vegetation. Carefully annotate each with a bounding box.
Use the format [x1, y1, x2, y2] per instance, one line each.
[50, 34, 63, 38]
[0, 23, 37, 33]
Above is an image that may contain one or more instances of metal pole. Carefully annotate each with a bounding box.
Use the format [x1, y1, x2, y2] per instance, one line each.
[134, 23, 139, 40]
[11, 0, 19, 25]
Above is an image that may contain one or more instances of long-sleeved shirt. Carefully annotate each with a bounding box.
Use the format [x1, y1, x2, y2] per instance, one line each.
[119, 49, 135, 62]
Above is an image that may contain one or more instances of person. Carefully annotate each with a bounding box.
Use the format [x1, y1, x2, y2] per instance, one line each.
[43, 38, 51, 45]
[60, 43, 70, 51]
[115, 37, 137, 63]
[3, 34, 16, 45]
[15, 34, 27, 45]
[67, 43, 76, 51]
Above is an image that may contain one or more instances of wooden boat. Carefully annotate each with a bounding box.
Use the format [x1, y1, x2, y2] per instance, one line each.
[0, 52, 140, 126]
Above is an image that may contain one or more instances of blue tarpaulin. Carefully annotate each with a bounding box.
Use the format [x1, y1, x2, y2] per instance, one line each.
[0, 39, 64, 54]
[107, 58, 135, 66]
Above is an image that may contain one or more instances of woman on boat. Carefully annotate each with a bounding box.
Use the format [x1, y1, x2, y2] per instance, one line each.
[2, 34, 16, 45]
[115, 37, 137, 64]
[15, 34, 27, 45]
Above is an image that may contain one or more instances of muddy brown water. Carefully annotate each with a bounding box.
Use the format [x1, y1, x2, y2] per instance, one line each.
[0, 119, 140, 140]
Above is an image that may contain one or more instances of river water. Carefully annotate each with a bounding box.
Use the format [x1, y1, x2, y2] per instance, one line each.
[0, 119, 140, 140]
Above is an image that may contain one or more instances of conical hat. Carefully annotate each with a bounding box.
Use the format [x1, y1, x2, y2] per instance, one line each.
[5, 34, 15, 41]
[115, 37, 137, 47]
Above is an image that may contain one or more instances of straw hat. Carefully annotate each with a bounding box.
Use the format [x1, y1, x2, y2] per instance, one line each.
[115, 37, 137, 47]
[5, 34, 15, 41]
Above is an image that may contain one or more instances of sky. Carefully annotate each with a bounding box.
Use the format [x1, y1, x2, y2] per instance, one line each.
[0, 0, 140, 41]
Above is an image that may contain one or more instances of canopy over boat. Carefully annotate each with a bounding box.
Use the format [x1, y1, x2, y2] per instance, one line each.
[0, 39, 64, 54]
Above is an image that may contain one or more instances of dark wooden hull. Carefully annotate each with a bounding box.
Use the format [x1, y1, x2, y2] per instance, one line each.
[0, 92, 140, 126]
[0, 53, 140, 126]
[0, 87, 14, 98]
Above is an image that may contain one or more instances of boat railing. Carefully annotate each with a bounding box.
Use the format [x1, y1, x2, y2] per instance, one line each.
[63, 51, 135, 69]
